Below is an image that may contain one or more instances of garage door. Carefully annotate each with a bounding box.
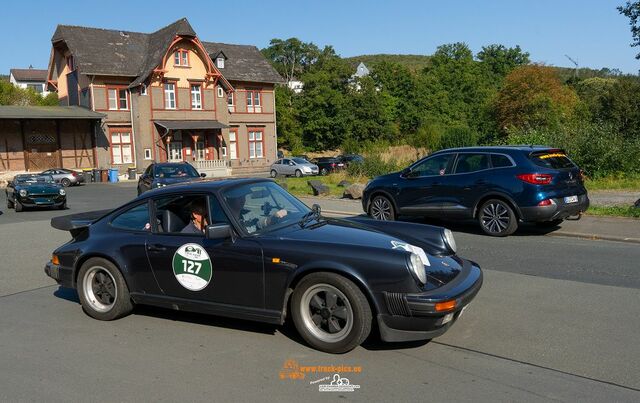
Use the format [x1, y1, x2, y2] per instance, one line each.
[25, 133, 61, 171]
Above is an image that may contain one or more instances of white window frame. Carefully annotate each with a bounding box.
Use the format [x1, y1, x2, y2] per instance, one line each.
[144, 148, 152, 160]
[217, 87, 224, 98]
[246, 90, 261, 113]
[164, 83, 176, 109]
[227, 92, 234, 112]
[216, 57, 225, 69]
[191, 84, 202, 110]
[229, 129, 238, 159]
[107, 88, 128, 111]
[110, 131, 133, 165]
[248, 130, 264, 159]
[174, 50, 189, 66]
[140, 84, 147, 96]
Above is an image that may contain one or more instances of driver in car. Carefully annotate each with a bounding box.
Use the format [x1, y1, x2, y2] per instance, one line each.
[227, 192, 287, 233]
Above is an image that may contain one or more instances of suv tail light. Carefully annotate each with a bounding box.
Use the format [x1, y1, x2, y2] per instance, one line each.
[537, 199, 553, 206]
[517, 173, 553, 185]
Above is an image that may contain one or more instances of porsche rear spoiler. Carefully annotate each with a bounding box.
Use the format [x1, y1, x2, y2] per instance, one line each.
[50, 209, 112, 237]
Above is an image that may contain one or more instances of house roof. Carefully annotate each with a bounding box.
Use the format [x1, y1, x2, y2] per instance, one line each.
[10, 68, 48, 82]
[203, 42, 284, 84]
[51, 18, 283, 86]
[0, 106, 105, 120]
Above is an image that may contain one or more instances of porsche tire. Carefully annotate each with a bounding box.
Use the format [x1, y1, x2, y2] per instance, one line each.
[77, 258, 133, 321]
[291, 272, 372, 354]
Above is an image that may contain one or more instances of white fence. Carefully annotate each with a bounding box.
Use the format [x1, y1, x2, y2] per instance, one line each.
[192, 159, 231, 177]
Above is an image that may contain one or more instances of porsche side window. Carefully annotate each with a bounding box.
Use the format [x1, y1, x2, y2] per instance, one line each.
[412, 154, 455, 177]
[111, 203, 151, 231]
[153, 195, 210, 235]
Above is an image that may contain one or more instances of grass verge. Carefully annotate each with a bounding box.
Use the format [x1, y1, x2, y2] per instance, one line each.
[585, 175, 640, 191]
[586, 206, 640, 219]
[276, 172, 369, 198]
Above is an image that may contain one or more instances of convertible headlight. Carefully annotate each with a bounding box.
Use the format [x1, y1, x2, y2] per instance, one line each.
[407, 252, 427, 285]
[59, 189, 66, 196]
[443, 228, 457, 253]
[19, 189, 27, 197]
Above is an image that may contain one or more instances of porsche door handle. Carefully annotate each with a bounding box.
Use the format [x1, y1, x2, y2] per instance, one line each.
[147, 244, 167, 252]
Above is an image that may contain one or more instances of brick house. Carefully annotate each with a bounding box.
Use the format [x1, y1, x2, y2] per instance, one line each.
[47, 18, 283, 176]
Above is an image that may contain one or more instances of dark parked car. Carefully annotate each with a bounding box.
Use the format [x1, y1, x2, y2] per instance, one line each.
[6, 174, 67, 212]
[46, 178, 481, 353]
[362, 146, 589, 236]
[137, 162, 205, 195]
[338, 154, 364, 166]
[313, 157, 345, 175]
[41, 168, 84, 187]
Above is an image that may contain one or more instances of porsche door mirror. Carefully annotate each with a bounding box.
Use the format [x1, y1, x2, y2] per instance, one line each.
[205, 223, 232, 240]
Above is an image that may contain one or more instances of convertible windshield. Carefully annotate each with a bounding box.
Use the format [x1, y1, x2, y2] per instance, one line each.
[222, 182, 310, 234]
[155, 164, 199, 178]
[15, 175, 55, 184]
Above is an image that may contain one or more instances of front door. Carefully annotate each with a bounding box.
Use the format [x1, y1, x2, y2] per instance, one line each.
[396, 153, 456, 215]
[145, 193, 264, 308]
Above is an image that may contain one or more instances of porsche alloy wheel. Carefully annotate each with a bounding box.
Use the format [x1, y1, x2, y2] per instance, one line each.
[369, 196, 395, 221]
[478, 199, 517, 236]
[292, 273, 371, 353]
[78, 258, 133, 321]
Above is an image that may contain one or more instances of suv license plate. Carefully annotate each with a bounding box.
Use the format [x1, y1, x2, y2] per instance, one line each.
[564, 195, 578, 204]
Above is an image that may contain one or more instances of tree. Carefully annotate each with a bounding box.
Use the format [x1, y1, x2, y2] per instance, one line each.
[477, 44, 530, 78]
[618, 1, 640, 59]
[261, 38, 321, 83]
[0, 81, 58, 106]
[493, 65, 579, 132]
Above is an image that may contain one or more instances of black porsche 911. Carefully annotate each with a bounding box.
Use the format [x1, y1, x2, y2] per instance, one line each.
[45, 178, 482, 353]
[6, 174, 67, 212]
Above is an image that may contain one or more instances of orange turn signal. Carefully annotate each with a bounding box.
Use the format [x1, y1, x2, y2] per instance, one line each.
[51, 254, 60, 265]
[272, 257, 281, 263]
[435, 300, 456, 312]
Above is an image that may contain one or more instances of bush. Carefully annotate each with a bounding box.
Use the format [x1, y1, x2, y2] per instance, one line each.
[346, 154, 403, 178]
[438, 126, 478, 149]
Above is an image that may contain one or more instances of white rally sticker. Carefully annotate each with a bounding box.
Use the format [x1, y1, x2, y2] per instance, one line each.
[390, 241, 431, 266]
[172, 243, 212, 291]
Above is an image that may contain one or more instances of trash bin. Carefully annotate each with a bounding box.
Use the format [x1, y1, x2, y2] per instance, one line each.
[93, 168, 102, 182]
[100, 169, 109, 183]
[108, 168, 119, 183]
[83, 170, 93, 184]
[127, 167, 137, 180]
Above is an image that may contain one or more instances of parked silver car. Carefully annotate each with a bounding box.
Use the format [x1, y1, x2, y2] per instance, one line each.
[41, 168, 84, 187]
[270, 158, 319, 177]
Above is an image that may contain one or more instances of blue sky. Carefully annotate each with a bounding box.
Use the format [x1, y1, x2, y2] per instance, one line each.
[3, 0, 638, 75]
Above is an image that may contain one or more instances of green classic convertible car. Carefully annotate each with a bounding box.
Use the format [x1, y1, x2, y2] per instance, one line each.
[5, 174, 67, 212]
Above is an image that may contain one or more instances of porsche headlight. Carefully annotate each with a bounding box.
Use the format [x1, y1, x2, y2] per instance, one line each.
[407, 252, 427, 285]
[443, 228, 457, 253]
[19, 189, 27, 197]
[59, 189, 66, 196]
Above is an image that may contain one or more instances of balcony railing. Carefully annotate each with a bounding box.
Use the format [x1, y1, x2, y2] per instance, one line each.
[192, 159, 228, 169]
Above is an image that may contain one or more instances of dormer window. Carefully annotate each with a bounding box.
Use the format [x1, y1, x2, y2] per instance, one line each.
[216, 57, 225, 69]
[66, 55, 75, 71]
[174, 50, 189, 66]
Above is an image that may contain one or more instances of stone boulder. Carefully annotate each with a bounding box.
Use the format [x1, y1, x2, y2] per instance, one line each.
[307, 180, 330, 196]
[343, 183, 366, 199]
[337, 180, 352, 188]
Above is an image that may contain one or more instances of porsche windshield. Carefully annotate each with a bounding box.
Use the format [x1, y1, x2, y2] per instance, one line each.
[222, 182, 311, 234]
[15, 175, 55, 184]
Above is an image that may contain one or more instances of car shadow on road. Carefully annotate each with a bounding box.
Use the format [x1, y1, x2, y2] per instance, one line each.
[54, 286, 80, 303]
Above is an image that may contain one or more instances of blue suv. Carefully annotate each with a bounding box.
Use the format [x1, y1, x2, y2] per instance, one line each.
[362, 146, 590, 236]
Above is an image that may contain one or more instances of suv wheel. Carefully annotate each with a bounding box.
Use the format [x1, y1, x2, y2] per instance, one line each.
[369, 195, 395, 221]
[478, 199, 518, 236]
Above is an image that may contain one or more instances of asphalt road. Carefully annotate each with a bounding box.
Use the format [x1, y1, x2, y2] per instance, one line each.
[0, 182, 639, 402]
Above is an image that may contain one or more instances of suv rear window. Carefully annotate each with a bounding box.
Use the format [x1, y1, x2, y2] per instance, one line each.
[530, 151, 576, 169]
